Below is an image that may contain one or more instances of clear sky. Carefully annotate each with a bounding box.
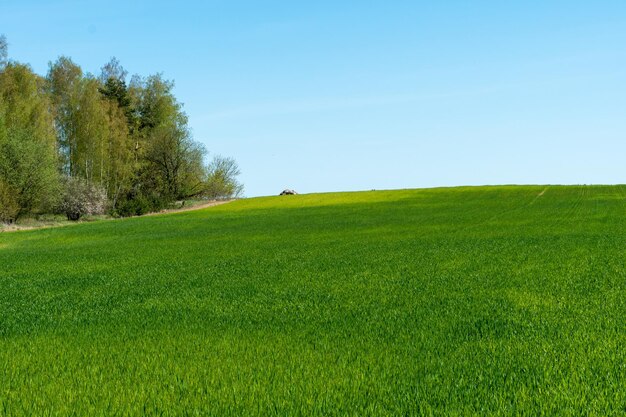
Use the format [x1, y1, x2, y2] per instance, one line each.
[2, 1, 626, 196]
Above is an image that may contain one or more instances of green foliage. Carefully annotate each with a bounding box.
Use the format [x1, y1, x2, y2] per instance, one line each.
[71, 77, 110, 183]
[0, 62, 57, 148]
[0, 179, 18, 222]
[0, 64, 59, 217]
[99, 58, 137, 130]
[204, 154, 243, 199]
[46, 56, 83, 173]
[44, 53, 224, 213]
[114, 189, 167, 217]
[0, 130, 57, 214]
[99, 77, 131, 112]
[101, 97, 135, 208]
[141, 125, 206, 200]
[1, 44, 240, 217]
[47, 60, 131, 190]
[135, 74, 179, 132]
[133, 74, 207, 202]
[1, 186, 626, 414]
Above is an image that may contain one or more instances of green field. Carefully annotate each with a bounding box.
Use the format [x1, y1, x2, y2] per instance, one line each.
[2, 185, 626, 415]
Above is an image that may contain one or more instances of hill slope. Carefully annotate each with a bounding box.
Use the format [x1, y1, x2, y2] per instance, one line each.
[1, 185, 626, 415]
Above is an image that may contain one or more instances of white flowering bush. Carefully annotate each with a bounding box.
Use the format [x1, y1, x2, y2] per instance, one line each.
[58, 177, 107, 221]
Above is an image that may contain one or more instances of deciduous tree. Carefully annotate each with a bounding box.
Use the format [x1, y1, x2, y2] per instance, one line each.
[0, 63, 59, 216]
[204, 155, 243, 199]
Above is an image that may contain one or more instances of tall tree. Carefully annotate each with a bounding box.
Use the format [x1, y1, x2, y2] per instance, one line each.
[0, 63, 59, 216]
[143, 125, 206, 200]
[49, 58, 131, 195]
[102, 93, 134, 208]
[95, 58, 138, 207]
[47, 56, 83, 174]
[135, 74, 206, 201]
[71, 77, 109, 183]
[99, 57, 137, 130]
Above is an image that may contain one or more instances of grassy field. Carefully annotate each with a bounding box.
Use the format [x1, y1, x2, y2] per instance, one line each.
[1, 185, 626, 415]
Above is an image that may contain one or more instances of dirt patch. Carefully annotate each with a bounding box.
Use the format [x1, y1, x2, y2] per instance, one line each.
[144, 200, 233, 216]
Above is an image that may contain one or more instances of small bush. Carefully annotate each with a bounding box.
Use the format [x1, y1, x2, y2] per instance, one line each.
[114, 190, 168, 217]
[0, 179, 19, 223]
[58, 177, 107, 221]
[115, 196, 151, 217]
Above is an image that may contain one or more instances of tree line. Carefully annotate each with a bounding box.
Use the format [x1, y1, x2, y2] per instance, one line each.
[0, 35, 242, 223]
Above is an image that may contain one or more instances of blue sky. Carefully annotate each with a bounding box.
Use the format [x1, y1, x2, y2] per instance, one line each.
[2, 1, 626, 196]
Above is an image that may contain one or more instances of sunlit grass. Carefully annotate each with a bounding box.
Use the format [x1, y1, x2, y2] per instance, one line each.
[1, 185, 626, 415]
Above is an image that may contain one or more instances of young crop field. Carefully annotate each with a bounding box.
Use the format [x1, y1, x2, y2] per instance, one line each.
[2, 185, 626, 415]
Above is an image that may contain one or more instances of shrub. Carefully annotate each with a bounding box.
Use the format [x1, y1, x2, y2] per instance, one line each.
[0, 179, 19, 223]
[113, 190, 168, 217]
[58, 177, 107, 221]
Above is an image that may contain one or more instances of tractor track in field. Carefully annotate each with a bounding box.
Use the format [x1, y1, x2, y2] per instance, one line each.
[143, 199, 233, 216]
[455, 186, 551, 235]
